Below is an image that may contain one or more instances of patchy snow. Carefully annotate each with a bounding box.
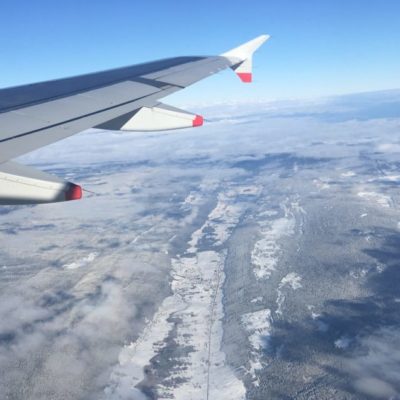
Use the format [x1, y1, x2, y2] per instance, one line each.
[308, 306, 329, 332]
[187, 192, 242, 253]
[308, 305, 321, 320]
[251, 218, 291, 279]
[241, 309, 272, 386]
[276, 273, 302, 316]
[311, 311, 321, 320]
[334, 336, 352, 349]
[63, 252, 98, 270]
[242, 309, 272, 351]
[183, 191, 200, 206]
[251, 297, 263, 303]
[376, 264, 386, 273]
[251, 202, 297, 280]
[350, 268, 369, 279]
[281, 272, 302, 290]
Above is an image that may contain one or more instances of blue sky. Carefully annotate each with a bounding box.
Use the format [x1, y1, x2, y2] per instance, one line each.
[1, 0, 399, 103]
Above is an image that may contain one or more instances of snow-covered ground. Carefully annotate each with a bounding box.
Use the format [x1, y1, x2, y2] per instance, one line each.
[241, 309, 272, 386]
[105, 189, 246, 399]
[251, 201, 299, 280]
[187, 192, 242, 252]
[276, 272, 302, 316]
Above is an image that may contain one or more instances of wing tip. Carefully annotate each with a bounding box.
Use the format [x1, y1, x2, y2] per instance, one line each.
[237, 72, 252, 83]
[222, 34, 270, 60]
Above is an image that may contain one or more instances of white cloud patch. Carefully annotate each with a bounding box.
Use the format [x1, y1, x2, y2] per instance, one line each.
[376, 143, 400, 153]
[0, 277, 140, 400]
[241, 309, 272, 386]
[343, 328, 400, 398]
[276, 273, 302, 316]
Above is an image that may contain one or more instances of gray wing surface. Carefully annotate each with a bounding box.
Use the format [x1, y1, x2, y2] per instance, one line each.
[0, 35, 269, 204]
[0, 56, 231, 162]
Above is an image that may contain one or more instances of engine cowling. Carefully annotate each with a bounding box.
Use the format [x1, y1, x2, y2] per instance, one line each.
[120, 104, 203, 132]
[96, 103, 203, 132]
[0, 161, 82, 205]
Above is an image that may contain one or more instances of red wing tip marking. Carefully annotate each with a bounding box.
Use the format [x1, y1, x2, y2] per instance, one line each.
[237, 72, 252, 83]
[192, 115, 204, 127]
[65, 183, 83, 201]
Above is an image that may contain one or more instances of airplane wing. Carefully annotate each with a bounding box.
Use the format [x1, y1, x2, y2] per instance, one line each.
[0, 35, 269, 205]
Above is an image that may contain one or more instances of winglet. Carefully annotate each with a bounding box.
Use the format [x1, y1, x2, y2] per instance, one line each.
[222, 34, 270, 83]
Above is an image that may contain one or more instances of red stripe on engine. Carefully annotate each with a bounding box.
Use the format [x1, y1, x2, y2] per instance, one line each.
[65, 184, 83, 201]
[192, 115, 204, 127]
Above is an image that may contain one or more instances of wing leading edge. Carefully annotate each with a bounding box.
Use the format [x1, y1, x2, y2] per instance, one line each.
[0, 35, 270, 205]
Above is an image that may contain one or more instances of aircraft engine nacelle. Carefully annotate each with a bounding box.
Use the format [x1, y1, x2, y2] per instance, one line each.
[120, 104, 203, 131]
[0, 161, 82, 205]
[97, 103, 203, 132]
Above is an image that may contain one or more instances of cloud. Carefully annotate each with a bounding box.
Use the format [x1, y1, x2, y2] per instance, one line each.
[0, 277, 138, 399]
[16, 89, 400, 173]
[376, 143, 400, 153]
[353, 378, 397, 399]
[343, 328, 400, 398]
